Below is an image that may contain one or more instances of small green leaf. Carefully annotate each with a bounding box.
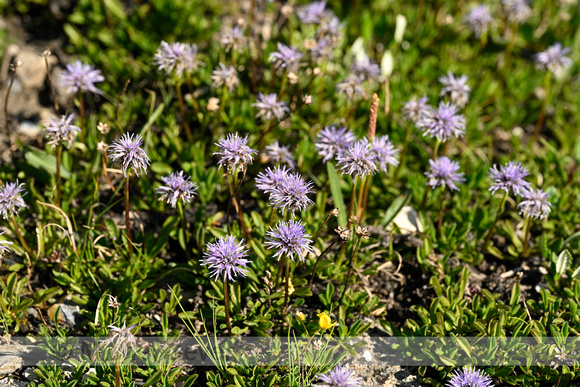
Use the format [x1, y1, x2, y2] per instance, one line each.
[327, 163, 347, 227]
[556, 249, 572, 275]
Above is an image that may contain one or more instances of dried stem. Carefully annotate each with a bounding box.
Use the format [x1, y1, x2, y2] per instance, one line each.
[339, 234, 363, 305]
[522, 216, 532, 257]
[176, 80, 193, 141]
[532, 71, 552, 145]
[274, 254, 286, 290]
[42, 51, 59, 112]
[312, 211, 333, 245]
[283, 256, 291, 312]
[101, 153, 116, 192]
[224, 277, 232, 334]
[308, 240, 338, 290]
[12, 216, 32, 255]
[125, 175, 133, 260]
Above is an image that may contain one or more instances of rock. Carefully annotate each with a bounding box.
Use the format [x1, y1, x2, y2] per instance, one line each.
[23, 366, 39, 382]
[16, 48, 55, 90]
[391, 206, 423, 235]
[17, 121, 42, 141]
[47, 303, 81, 327]
[0, 355, 22, 375]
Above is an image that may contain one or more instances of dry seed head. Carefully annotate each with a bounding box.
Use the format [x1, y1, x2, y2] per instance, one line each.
[335, 226, 352, 241]
[355, 225, 371, 239]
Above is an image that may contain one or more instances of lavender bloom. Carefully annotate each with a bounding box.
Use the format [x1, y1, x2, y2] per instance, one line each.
[446, 367, 494, 387]
[43, 114, 81, 149]
[269, 43, 303, 74]
[297, 1, 332, 24]
[439, 72, 471, 108]
[270, 172, 315, 213]
[265, 220, 313, 262]
[464, 5, 493, 38]
[337, 139, 378, 178]
[59, 60, 104, 95]
[201, 236, 250, 281]
[315, 16, 343, 46]
[256, 165, 291, 194]
[252, 93, 289, 121]
[108, 133, 150, 177]
[518, 188, 552, 220]
[0, 180, 27, 219]
[211, 63, 239, 92]
[0, 232, 13, 255]
[214, 133, 257, 171]
[503, 0, 532, 24]
[351, 55, 381, 82]
[418, 102, 466, 142]
[309, 37, 335, 62]
[153, 41, 203, 77]
[402, 96, 433, 123]
[425, 157, 465, 191]
[336, 74, 366, 100]
[319, 365, 363, 387]
[264, 141, 296, 168]
[100, 323, 138, 358]
[534, 43, 573, 76]
[156, 171, 198, 208]
[488, 161, 532, 196]
[220, 25, 246, 52]
[315, 125, 357, 163]
[372, 135, 399, 172]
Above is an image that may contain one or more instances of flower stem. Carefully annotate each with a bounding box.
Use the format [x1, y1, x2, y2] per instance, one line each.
[102, 153, 116, 192]
[78, 91, 86, 142]
[312, 211, 333, 245]
[125, 175, 133, 260]
[283, 256, 291, 312]
[339, 234, 363, 305]
[176, 80, 193, 141]
[437, 192, 446, 236]
[347, 178, 359, 227]
[394, 122, 413, 181]
[224, 277, 232, 335]
[12, 216, 32, 255]
[433, 139, 442, 159]
[308, 240, 337, 290]
[532, 71, 552, 145]
[55, 145, 62, 207]
[522, 216, 532, 257]
[275, 254, 286, 289]
[483, 191, 508, 247]
[177, 201, 190, 256]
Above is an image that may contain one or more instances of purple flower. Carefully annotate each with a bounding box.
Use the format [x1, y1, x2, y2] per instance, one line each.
[402, 96, 433, 123]
[270, 172, 315, 213]
[220, 25, 246, 52]
[336, 75, 366, 100]
[488, 161, 531, 196]
[318, 365, 363, 387]
[59, 60, 104, 95]
[503, 0, 532, 24]
[0, 180, 27, 219]
[446, 367, 494, 387]
[315, 125, 357, 163]
[464, 5, 493, 38]
[315, 16, 343, 46]
[211, 63, 239, 91]
[371, 135, 399, 172]
[108, 133, 150, 177]
[269, 43, 303, 74]
[425, 157, 465, 191]
[201, 236, 250, 281]
[265, 220, 313, 262]
[43, 114, 81, 149]
[337, 139, 378, 178]
[153, 41, 203, 77]
[534, 43, 573, 76]
[418, 102, 466, 142]
[252, 93, 290, 121]
[351, 55, 381, 81]
[256, 165, 291, 195]
[518, 188, 552, 220]
[214, 133, 257, 171]
[0, 232, 13, 255]
[297, 1, 332, 24]
[309, 37, 335, 62]
[156, 171, 198, 208]
[264, 141, 296, 168]
[439, 72, 471, 108]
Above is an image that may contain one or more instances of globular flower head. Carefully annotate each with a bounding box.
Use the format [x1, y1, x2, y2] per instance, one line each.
[0, 232, 13, 256]
[371, 135, 399, 173]
[315, 125, 357, 163]
[534, 43, 573, 77]
[488, 161, 531, 196]
[351, 55, 381, 82]
[315, 16, 343, 47]
[256, 165, 291, 195]
[336, 74, 366, 100]
[252, 93, 290, 121]
[100, 323, 138, 359]
[446, 367, 494, 387]
[214, 133, 257, 171]
[156, 171, 198, 208]
[439, 72, 471, 108]
[108, 133, 150, 177]
[265, 220, 313, 262]
[270, 172, 315, 213]
[402, 95, 433, 123]
[59, 60, 104, 95]
[269, 43, 303, 74]
[264, 141, 296, 169]
[211, 63, 239, 92]
[418, 102, 466, 142]
[337, 139, 378, 178]
[297, 1, 333, 24]
[153, 41, 203, 77]
[0, 180, 27, 219]
[518, 188, 552, 220]
[220, 25, 246, 52]
[503, 0, 532, 24]
[201, 236, 250, 281]
[318, 365, 362, 386]
[309, 37, 335, 62]
[425, 157, 465, 191]
[43, 114, 81, 149]
[464, 5, 493, 38]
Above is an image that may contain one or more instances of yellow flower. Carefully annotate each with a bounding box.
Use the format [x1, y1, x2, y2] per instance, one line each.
[296, 312, 306, 322]
[317, 312, 335, 330]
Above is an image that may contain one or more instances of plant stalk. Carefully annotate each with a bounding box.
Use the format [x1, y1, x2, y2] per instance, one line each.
[224, 277, 232, 334]
[339, 234, 363, 305]
[176, 80, 193, 141]
[125, 175, 133, 260]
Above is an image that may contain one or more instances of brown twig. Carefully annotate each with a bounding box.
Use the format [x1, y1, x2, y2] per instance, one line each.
[3, 62, 20, 148]
[125, 176, 133, 260]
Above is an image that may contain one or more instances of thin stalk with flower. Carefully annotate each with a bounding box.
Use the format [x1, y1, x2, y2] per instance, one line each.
[339, 226, 370, 305]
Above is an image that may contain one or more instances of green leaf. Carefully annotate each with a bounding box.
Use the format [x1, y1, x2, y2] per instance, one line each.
[556, 249, 572, 275]
[327, 163, 347, 227]
[24, 148, 71, 179]
[380, 192, 412, 227]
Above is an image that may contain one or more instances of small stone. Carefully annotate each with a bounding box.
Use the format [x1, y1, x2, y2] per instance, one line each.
[47, 303, 80, 327]
[0, 355, 22, 375]
[391, 206, 423, 235]
[23, 367, 39, 382]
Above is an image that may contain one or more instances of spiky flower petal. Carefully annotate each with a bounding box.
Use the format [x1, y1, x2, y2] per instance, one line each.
[270, 172, 315, 213]
[402, 96, 433, 123]
[318, 365, 363, 387]
[0, 232, 13, 255]
[59, 60, 104, 95]
[264, 141, 296, 169]
[211, 63, 239, 91]
[201, 236, 250, 281]
[315, 125, 357, 163]
[518, 188, 552, 220]
[418, 102, 466, 142]
[269, 43, 303, 74]
[439, 72, 471, 108]
[43, 114, 81, 149]
[425, 157, 465, 191]
[153, 41, 203, 77]
[100, 323, 138, 359]
[256, 166, 291, 195]
[214, 133, 257, 171]
[252, 93, 289, 121]
[534, 43, 573, 77]
[488, 161, 531, 196]
[297, 1, 333, 24]
[503, 0, 532, 24]
[265, 220, 313, 262]
[108, 133, 150, 177]
[0, 180, 27, 219]
[156, 171, 198, 208]
[446, 367, 494, 387]
[371, 135, 399, 173]
[337, 139, 378, 177]
[464, 5, 493, 38]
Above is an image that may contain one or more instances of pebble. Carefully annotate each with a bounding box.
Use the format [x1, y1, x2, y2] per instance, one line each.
[391, 206, 423, 235]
